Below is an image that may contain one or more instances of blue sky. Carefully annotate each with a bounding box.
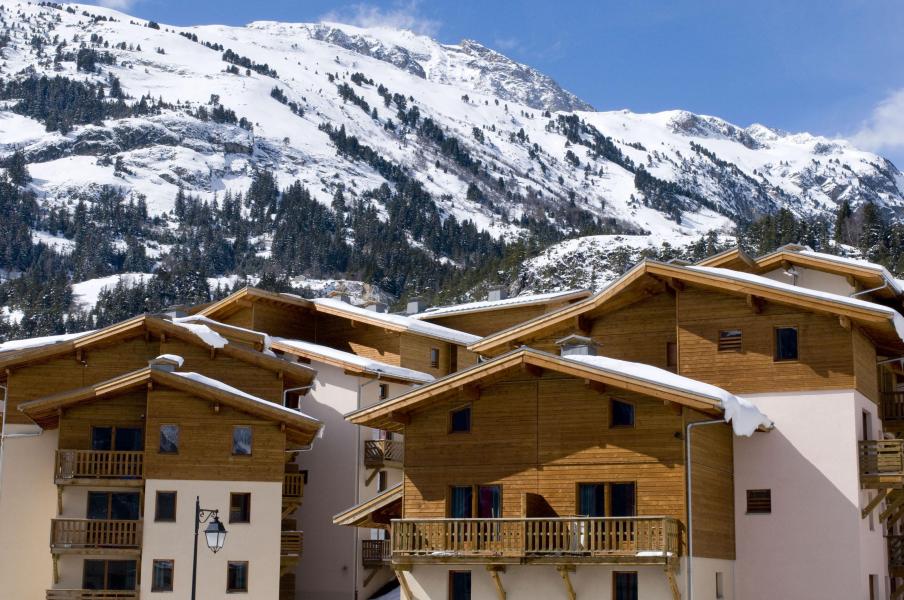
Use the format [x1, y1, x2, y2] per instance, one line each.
[94, 0, 904, 166]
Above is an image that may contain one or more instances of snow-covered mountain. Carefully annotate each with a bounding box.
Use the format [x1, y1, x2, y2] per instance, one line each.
[1, 0, 903, 311]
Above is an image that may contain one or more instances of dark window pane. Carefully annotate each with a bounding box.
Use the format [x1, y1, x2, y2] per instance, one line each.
[450, 486, 473, 518]
[450, 407, 471, 433]
[155, 492, 177, 522]
[614, 572, 638, 600]
[83, 560, 106, 589]
[91, 427, 112, 451]
[775, 328, 798, 361]
[87, 492, 109, 520]
[610, 400, 635, 428]
[430, 348, 440, 368]
[578, 484, 605, 517]
[110, 493, 140, 520]
[477, 486, 501, 518]
[666, 342, 677, 368]
[152, 560, 174, 592]
[611, 483, 636, 517]
[105, 560, 137, 590]
[450, 571, 471, 600]
[230, 493, 251, 523]
[233, 426, 252, 455]
[159, 425, 179, 454]
[227, 562, 248, 592]
[114, 428, 143, 451]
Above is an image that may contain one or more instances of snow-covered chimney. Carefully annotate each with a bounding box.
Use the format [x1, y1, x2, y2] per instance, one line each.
[365, 301, 388, 313]
[556, 335, 598, 357]
[149, 354, 184, 372]
[487, 285, 508, 302]
[329, 291, 351, 304]
[406, 297, 428, 315]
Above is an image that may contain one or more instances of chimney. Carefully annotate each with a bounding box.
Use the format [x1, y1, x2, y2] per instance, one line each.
[406, 296, 428, 315]
[149, 354, 184, 372]
[365, 301, 388, 313]
[487, 285, 508, 302]
[555, 335, 598, 357]
[329, 290, 351, 304]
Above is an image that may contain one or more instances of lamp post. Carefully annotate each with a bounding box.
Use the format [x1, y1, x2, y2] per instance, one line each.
[191, 496, 227, 600]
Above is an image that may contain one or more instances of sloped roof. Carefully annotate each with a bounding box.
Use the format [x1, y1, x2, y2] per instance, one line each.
[332, 483, 402, 529]
[413, 289, 590, 320]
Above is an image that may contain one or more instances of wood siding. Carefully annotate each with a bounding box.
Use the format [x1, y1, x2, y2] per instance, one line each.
[314, 313, 402, 365]
[58, 391, 147, 449]
[853, 327, 880, 403]
[686, 411, 735, 559]
[423, 304, 557, 338]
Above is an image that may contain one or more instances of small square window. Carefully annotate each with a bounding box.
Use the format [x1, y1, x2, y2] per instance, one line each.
[155, 491, 177, 522]
[718, 329, 742, 352]
[232, 426, 252, 456]
[159, 425, 179, 454]
[227, 561, 249, 593]
[230, 493, 251, 523]
[152, 559, 174, 592]
[613, 571, 638, 600]
[449, 571, 471, 600]
[610, 399, 635, 428]
[379, 384, 388, 400]
[746, 489, 771, 514]
[430, 348, 440, 369]
[449, 406, 471, 433]
[774, 327, 798, 361]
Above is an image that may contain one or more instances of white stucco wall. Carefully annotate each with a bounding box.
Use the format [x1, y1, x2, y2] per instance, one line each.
[0, 425, 58, 598]
[141, 479, 282, 600]
[733, 389, 886, 600]
[761, 267, 856, 296]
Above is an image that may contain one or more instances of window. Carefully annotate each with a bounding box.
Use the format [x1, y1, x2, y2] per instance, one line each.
[430, 347, 440, 368]
[379, 383, 388, 400]
[92, 427, 143, 451]
[449, 571, 471, 600]
[715, 572, 724, 599]
[233, 426, 252, 455]
[227, 561, 249, 593]
[155, 491, 177, 522]
[83, 560, 137, 591]
[151, 560, 174, 592]
[746, 489, 771, 514]
[476, 485, 501, 518]
[610, 482, 636, 517]
[88, 492, 141, 520]
[377, 471, 388, 492]
[610, 399, 635, 428]
[448, 485, 500, 518]
[613, 571, 638, 600]
[449, 406, 471, 433]
[229, 493, 251, 523]
[449, 486, 473, 518]
[869, 574, 878, 600]
[774, 327, 798, 361]
[159, 424, 179, 454]
[666, 341, 677, 370]
[578, 483, 605, 517]
[578, 483, 635, 517]
[862, 410, 873, 441]
[718, 329, 743, 352]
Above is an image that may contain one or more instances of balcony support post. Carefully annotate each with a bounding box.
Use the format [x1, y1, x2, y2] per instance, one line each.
[863, 489, 889, 519]
[556, 565, 576, 600]
[486, 565, 506, 600]
[883, 493, 904, 522]
[394, 568, 413, 600]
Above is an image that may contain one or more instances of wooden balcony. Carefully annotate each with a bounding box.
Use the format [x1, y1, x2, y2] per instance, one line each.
[283, 474, 305, 499]
[46, 591, 138, 600]
[55, 450, 143, 486]
[364, 440, 404, 469]
[859, 440, 904, 488]
[889, 535, 904, 571]
[362, 539, 392, 567]
[392, 517, 681, 565]
[280, 531, 304, 576]
[50, 519, 142, 555]
[883, 392, 904, 427]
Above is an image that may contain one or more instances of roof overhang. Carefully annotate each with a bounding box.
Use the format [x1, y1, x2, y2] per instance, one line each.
[197, 287, 313, 321]
[416, 290, 592, 321]
[270, 339, 428, 385]
[332, 483, 402, 529]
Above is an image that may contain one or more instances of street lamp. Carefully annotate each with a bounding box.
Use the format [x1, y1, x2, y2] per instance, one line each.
[191, 496, 228, 600]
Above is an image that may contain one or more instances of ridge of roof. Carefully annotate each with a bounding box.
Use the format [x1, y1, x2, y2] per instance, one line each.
[413, 289, 590, 320]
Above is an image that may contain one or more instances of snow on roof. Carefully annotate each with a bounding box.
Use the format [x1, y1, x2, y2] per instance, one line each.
[311, 297, 481, 345]
[172, 371, 320, 423]
[273, 337, 433, 384]
[563, 354, 772, 437]
[154, 354, 184, 367]
[414, 289, 588, 319]
[690, 266, 904, 342]
[170, 317, 229, 349]
[796, 250, 904, 294]
[0, 330, 95, 353]
[174, 315, 271, 350]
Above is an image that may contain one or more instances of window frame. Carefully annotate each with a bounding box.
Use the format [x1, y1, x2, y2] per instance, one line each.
[151, 559, 175, 592]
[226, 561, 249, 594]
[158, 424, 180, 454]
[429, 347, 440, 369]
[448, 404, 472, 434]
[154, 491, 177, 523]
[232, 425, 253, 456]
[87, 491, 142, 521]
[609, 398, 636, 429]
[612, 571, 639, 600]
[576, 481, 637, 517]
[229, 492, 251, 524]
[446, 484, 502, 518]
[378, 383, 389, 400]
[773, 326, 799, 362]
[746, 488, 772, 514]
[448, 570, 472, 600]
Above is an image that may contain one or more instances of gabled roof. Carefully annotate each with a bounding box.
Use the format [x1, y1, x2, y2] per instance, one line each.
[346, 347, 771, 436]
[695, 247, 757, 270]
[271, 337, 433, 384]
[469, 260, 904, 355]
[197, 287, 313, 320]
[332, 483, 402, 529]
[413, 289, 591, 320]
[0, 315, 315, 385]
[19, 366, 323, 444]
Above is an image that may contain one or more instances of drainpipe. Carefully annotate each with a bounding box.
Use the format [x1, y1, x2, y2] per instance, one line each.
[685, 419, 725, 600]
[354, 375, 381, 599]
[851, 281, 889, 298]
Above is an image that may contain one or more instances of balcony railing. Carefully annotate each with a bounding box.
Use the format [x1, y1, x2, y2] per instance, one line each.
[859, 440, 904, 487]
[283, 474, 305, 499]
[50, 519, 142, 553]
[392, 517, 680, 563]
[55, 450, 144, 483]
[46, 591, 138, 600]
[281, 531, 304, 557]
[883, 392, 904, 423]
[889, 535, 904, 569]
[362, 539, 392, 567]
[364, 440, 404, 468]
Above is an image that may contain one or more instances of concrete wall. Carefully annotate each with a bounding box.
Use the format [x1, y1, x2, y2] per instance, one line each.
[733, 389, 886, 600]
[141, 479, 282, 599]
[0, 424, 58, 598]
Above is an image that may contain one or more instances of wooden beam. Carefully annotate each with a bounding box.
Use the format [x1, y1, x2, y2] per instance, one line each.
[486, 565, 506, 600]
[388, 412, 411, 426]
[395, 569, 413, 600]
[863, 489, 889, 519]
[746, 294, 764, 314]
[666, 564, 681, 600]
[881, 493, 904, 521]
[556, 565, 576, 600]
[363, 568, 380, 587]
[839, 316, 852, 331]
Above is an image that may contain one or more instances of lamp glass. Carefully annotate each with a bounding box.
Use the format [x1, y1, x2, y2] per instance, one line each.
[204, 517, 227, 553]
